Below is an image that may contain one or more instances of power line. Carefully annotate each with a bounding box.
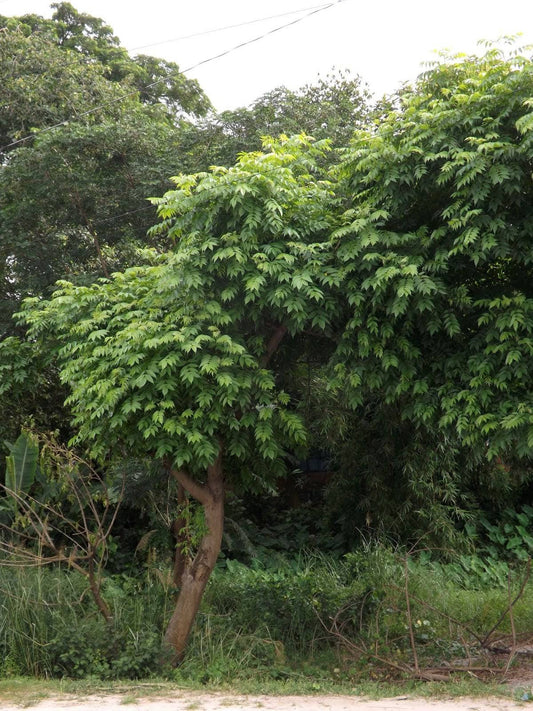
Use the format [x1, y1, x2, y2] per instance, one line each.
[182, 2, 343, 74]
[0, 0, 348, 154]
[128, 3, 332, 53]
[93, 205, 155, 226]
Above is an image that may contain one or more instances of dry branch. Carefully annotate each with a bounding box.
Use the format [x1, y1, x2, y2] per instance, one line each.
[0, 440, 123, 623]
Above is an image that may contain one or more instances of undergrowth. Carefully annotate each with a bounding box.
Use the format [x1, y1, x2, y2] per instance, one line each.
[0, 544, 531, 682]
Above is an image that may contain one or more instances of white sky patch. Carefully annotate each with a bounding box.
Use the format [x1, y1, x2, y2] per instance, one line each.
[1, 0, 533, 110]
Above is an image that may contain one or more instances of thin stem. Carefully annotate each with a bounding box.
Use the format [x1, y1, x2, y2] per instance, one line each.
[404, 555, 419, 673]
[481, 558, 531, 647]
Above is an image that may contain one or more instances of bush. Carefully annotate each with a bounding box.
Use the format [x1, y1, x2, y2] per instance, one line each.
[204, 554, 366, 653]
[2, 543, 532, 681]
[176, 617, 287, 684]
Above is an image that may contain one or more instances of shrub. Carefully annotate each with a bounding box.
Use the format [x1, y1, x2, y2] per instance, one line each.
[204, 554, 366, 653]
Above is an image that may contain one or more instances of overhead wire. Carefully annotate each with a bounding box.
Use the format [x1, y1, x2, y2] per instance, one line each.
[181, 1, 344, 74]
[128, 2, 333, 53]
[93, 205, 155, 226]
[0, 0, 348, 154]
[1, 0, 351, 236]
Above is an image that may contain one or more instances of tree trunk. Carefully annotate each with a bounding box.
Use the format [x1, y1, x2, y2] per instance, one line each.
[163, 449, 225, 665]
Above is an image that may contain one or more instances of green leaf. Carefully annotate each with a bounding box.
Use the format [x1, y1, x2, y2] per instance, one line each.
[4, 431, 39, 497]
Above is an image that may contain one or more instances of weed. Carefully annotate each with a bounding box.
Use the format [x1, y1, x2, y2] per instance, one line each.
[1, 544, 532, 686]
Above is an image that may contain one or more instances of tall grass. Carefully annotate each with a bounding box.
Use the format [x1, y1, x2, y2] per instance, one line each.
[0, 566, 168, 678]
[203, 552, 366, 654]
[1, 547, 531, 681]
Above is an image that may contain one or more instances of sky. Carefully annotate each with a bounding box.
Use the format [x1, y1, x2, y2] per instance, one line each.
[1, 0, 533, 111]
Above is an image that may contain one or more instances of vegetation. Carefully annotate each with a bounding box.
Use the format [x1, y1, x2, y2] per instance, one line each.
[176, 69, 371, 171]
[1, 546, 531, 688]
[0, 2, 532, 688]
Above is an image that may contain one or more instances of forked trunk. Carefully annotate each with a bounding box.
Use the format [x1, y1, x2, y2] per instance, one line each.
[163, 450, 225, 665]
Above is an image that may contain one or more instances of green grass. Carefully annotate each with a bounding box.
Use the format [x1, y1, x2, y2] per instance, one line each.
[119, 695, 140, 705]
[0, 675, 519, 706]
[0, 566, 169, 679]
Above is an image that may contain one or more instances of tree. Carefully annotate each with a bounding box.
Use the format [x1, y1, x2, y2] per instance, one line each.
[0, 21, 126, 152]
[13, 36, 533, 658]
[48, 2, 211, 117]
[0, 5, 211, 337]
[0, 4, 212, 454]
[329, 44, 533, 507]
[131, 54, 211, 119]
[0, 3, 210, 146]
[0, 111, 189, 336]
[21, 136, 342, 662]
[177, 70, 371, 171]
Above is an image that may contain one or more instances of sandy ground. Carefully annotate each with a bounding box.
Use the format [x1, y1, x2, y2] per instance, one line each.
[0, 692, 530, 711]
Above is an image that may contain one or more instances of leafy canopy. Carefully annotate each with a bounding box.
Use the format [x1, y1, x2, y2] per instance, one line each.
[0, 4, 210, 336]
[22, 136, 340, 488]
[176, 70, 371, 172]
[0, 1, 210, 147]
[332, 44, 533, 460]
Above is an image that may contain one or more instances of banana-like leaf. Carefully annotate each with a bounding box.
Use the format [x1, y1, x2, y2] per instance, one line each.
[4, 431, 39, 497]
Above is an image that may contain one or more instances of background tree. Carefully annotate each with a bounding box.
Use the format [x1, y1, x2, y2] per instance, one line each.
[0, 21, 125, 152]
[48, 2, 210, 117]
[177, 70, 371, 171]
[0, 431, 123, 623]
[0, 112, 186, 336]
[0, 2, 210, 145]
[0, 4, 212, 333]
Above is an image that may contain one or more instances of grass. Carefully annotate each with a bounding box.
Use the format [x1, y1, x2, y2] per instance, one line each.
[1, 546, 532, 695]
[0, 675, 520, 706]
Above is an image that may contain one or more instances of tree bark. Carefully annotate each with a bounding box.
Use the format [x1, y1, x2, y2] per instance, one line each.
[163, 448, 225, 664]
[171, 482, 187, 588]
[87, 557, 112, 623]
[261, 324, 287, 367]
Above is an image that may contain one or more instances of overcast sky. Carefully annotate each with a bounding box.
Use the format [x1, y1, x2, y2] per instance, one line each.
[1, 0, 533, 111]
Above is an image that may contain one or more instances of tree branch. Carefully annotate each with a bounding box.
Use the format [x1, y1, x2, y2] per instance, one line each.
[481, 558, 531, 648]
[170, 468, 211, 506]
[261, 324, 288, 368]
[207, 442, 224, 500]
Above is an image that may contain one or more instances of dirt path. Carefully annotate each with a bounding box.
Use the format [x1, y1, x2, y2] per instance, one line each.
[0, 692, 528, 711]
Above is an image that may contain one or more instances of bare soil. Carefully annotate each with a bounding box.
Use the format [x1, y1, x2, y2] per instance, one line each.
[0, 692, 530, 711]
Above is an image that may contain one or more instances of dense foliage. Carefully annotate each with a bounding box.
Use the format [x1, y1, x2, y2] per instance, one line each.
[316, 46, 533, 541]
[0, 3, 211, 442]
[334, 47, 533, 457]
[176, 70, 371, 171]
[2, 1, 533, 673]
[22, 136, 338, 479]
